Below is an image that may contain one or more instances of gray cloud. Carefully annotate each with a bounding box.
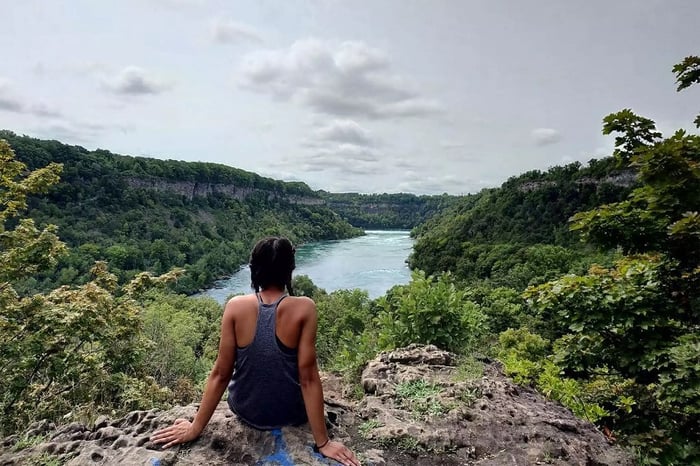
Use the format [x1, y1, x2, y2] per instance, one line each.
[211, 19, 263, 44]
[0, 96, 23, 113]
[239, 38, 442, 119]
[311, 119, 374, 146]
[32, 121, 107, 144]
[29, 103, 62, 118]
[314, 144, 380, 162]
[440, 140, 466, 149]
[103, 66, 171, 95]
[0, 80, 24, 113]
[0, 79, 62, 117]
[396, 172, 471, 195]
[297, 156, 379, 176]
[283, 136, 383, 180]
[149, 0, 206, 8]
[295, 119, 383, 179]
[531, 128, 561, 146]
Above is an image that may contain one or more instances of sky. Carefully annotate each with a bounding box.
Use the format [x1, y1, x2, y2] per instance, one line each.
[1, 0, 699, 194]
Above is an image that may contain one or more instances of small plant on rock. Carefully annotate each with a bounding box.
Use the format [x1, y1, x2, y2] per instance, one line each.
[395, 379, 447, 419]
[358, 419, 382, 439]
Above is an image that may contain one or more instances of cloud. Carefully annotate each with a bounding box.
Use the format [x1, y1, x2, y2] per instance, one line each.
[0, 79, 62, 117]
[102, 66, 171, 95]
[0, 79, 24, 112]
[310, 119, 374, 146]
[531, 128, 561, 146]
[149, 0, 206, 8]
[32, 121, 107, 144]
[440, 140, 466, 149]
[316, 143, 380, 162]
[294, 119, 383, 179]
[211, 19, 262, 44]
[238, 38, 442, 119]
[396, 172, 472, 195]
[28, 103, 62, 118]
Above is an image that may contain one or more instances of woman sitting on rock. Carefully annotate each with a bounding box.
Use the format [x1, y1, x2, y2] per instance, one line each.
[152, 237, 360, 466]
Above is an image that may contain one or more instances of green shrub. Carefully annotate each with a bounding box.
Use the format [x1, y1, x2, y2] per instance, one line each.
[315, 288, 374, 368]
[141, 291, 221, 389]
[376, 271, 486, 353]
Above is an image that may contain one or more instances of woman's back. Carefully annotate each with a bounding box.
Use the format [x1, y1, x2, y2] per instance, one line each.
[230, 292, 313, 350]
[227, 292, 315, 429]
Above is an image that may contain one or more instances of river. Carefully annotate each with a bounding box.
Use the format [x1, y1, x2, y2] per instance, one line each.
[198, 230, 414, 304]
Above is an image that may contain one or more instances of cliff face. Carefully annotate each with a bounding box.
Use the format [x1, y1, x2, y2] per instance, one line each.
[0, 346, 632, 466]
[125, 177, 325, 205]
[517, 169, 637, 193]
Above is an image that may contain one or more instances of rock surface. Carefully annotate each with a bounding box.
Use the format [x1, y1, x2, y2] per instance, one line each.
[0, 345, 633, 465]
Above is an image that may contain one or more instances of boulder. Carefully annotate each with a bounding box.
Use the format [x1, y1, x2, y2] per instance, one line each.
[0, 345, 633, 465]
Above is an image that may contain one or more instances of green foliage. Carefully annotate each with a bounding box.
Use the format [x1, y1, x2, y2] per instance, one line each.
[395, 380, 447, 419]
[497, 329, 609, 423]
[11, 434, 46, 451]
[410, 158, 632, 283]
[0, 132, 362, 295]
[453, 355, 484, 381]
[523, 57, 700, 463]
[526, 257, 684, 378]
[376, 271, 486, 353]
[22, 453, 65, 466]
[673, 56, 700, 91]
[292, 274, 324, 297]
[140, 291, 222, 396]
[315, 288, 374, 368]
[571, 129, 700, 260]
[466, 286, 531, 335]
[602, 109, 662, 165]
[672, 55, 700, 128]
[358, 419, 382, 439]
[0, 141, 177, 435]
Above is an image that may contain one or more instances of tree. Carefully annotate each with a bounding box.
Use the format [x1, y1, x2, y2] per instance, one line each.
[602, 109, 662, 166]
[527, 56, 700, 462]
[672, 55, 700, 128]
[0, 140, 178, 434]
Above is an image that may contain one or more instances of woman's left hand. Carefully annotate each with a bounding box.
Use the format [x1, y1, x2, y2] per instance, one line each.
[151, 418, 200, 449]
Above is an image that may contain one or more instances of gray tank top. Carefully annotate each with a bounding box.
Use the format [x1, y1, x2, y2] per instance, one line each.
[227, 293, 307, 430]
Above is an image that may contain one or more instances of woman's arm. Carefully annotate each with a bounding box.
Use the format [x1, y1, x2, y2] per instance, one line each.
[297, 299, 360, 466]
[151, 300, 237, 448]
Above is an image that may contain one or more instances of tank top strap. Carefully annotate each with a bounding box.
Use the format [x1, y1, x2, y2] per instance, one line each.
[255, 292, 289, 307]
[271, 293, 288, 307]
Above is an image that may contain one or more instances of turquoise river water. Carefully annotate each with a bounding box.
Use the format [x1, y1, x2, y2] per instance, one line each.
[199, 230, 414, 304]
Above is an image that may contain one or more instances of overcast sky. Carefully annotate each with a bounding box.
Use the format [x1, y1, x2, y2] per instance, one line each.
[2, 0, 698, 194]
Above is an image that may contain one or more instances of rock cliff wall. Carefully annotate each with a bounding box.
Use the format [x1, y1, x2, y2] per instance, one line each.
[125, 177, 325, 205]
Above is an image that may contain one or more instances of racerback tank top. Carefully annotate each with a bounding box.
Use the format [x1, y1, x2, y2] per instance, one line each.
[227, 293, 307, 430]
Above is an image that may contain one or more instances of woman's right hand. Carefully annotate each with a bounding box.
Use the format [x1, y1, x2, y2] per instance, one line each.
[319, 440, 361, 466]
[150, 418, 201, 449]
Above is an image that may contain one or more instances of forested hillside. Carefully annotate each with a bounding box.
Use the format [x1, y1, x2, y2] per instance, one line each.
[320, 192, 461, 229]
[0, 131, 361, 294]
[410, 157, 635, 287]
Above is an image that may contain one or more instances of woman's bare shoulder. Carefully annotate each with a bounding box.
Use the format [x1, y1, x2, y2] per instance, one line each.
[288, 295, 315, 305]
[224, 294, 258, 314]
[281, 295, 316, 316]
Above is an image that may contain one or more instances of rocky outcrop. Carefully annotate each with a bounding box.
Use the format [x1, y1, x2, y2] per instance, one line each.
[358, 345, 632, 465]
[518, 170, 637, 193]
[0, 346, 633, 465]
[124, 177, 325, 205]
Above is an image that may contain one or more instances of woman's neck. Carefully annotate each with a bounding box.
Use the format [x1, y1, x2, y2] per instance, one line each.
[258, 287, 286, 303]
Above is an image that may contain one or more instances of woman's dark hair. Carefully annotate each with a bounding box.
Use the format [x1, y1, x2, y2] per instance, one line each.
[249, 237, 296, 295]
